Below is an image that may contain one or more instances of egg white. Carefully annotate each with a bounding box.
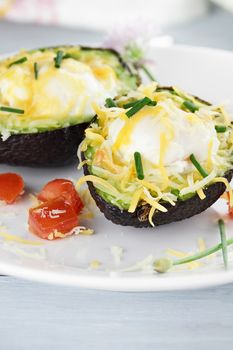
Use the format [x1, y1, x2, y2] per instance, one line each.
[107, 102, 219, 174]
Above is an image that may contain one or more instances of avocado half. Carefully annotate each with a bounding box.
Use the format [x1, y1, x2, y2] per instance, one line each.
[0, 46, 139, 167]
[82, 159, 232, 227]
[80, 86, 233, 227]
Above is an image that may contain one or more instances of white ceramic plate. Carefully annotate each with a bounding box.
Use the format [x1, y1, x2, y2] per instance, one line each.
[1, 45, 233, 291]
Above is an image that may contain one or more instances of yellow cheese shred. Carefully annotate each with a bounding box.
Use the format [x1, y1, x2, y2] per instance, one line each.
[91, 103, 107, 127]
[112, 108, 159, 153]
[158, 132, 169, 190]
[197, 188, 206, 200]
[149, 206, 156, 227]
[212, 177, 233, 207]
[207, 139, 213, 170]
[85, 130, 105, 144]
[128, 188, 143, 213]
[141, 193, 167, 213]
[198, 238, 206, 252]
[77, 160, 89, 170]
[0, 227, 43, 246]
[138, 82, 158, 100]
[89, 260, 101, 269]
[137, 179, 162, 197]
[76, 175, 119, 196]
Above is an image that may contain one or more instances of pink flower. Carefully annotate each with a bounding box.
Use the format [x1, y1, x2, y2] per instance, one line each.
[103, 19, 161, 64]
[103, 19, 160, 81]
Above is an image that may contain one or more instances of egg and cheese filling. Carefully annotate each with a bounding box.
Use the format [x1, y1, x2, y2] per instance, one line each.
[0, 47, 136, 138]
[78, 83, 233, 223]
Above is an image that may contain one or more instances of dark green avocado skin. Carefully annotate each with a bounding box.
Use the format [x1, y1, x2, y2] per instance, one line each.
[0, 123, 88, 167]
[82, 154, 233, 228]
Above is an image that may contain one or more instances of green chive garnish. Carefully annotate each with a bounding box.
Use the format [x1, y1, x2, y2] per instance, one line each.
[154, 221, 232, 273]
[123, 100, 138, 109]
[105, 98, 116, 108]
[171, 188, 180, 197]
[126, 97, 157, 118]
[215, 125, 227, 133]
[63, 53, 72, 59]
[8, 56, 28, 68]
[134, 152, 144, 180]
[154, 258, 173, 273]
[183, 100, 199, 113]
[218, 219, 228, 270]
[34, 62, 39, 80]
[0, 106, 24, 114]
[54, 50, 64, 68]
[190, 154, 208, 178]
[173, 232, 232, 267]
[124, 98, 156, 109]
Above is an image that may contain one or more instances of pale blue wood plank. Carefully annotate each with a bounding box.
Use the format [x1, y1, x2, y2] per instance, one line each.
[0, 276, 233, 350]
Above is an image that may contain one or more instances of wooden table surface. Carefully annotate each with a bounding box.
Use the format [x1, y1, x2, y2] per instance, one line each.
[0, 5, 233, 349]
[1, 276, 233, 349]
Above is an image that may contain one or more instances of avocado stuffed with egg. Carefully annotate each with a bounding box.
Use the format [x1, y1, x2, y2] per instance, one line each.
[0, 46, 139, 166]
[78, 83, 233, 227]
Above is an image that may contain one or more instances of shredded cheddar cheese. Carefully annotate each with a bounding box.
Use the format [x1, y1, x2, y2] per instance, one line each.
[0, 226, 43, 246]
[197, 188, 206, 200]
[212, 177, 233, 207]
[76, 175, 120, 197]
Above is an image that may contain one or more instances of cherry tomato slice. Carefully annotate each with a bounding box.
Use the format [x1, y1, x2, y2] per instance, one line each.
[0, 173, 24, 204]
[38, 179, 83, 214]
[28, 197, 78, 240]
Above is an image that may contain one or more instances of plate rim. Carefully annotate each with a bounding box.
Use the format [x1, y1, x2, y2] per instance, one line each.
[1, 259, 233, 291]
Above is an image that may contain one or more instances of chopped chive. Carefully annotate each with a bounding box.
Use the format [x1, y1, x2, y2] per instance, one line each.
[146, 100, 157, 106]
[154, 258, 173, 273]
[123, 100, 138, 109]
[105, 98, 116, 108]
[218, 219, 228, 270]
[190, 154, 208, 178]
[172, 239, 233, 266]
[0, 106, 24, 114]
[172, 225, 232, 268]
[126, 97, 157, 118]
[8, 56, 28, 68]
[171, 188, 180, 197]
[215, 125, 227, 133]
[154, 222, 232, 273]
[63, 53, 72, 59]
[34, 62, 39, 80]
[54, 50, 64, 68]
[134, 152, 144, 180]
[183, 100, 199, 113]
[124, 98, 156, 110]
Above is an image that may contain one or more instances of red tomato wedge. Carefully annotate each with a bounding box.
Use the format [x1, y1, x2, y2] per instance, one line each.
[28, 197, 79, 240]
[38, 179, 83, 214]
[0, 173, 24, 204]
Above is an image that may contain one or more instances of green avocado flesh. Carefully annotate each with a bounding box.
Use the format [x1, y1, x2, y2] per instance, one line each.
[0, 46, 138, 137]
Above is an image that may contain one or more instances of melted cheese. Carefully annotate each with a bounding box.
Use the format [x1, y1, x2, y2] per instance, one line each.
[0, 51, 118, 127]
